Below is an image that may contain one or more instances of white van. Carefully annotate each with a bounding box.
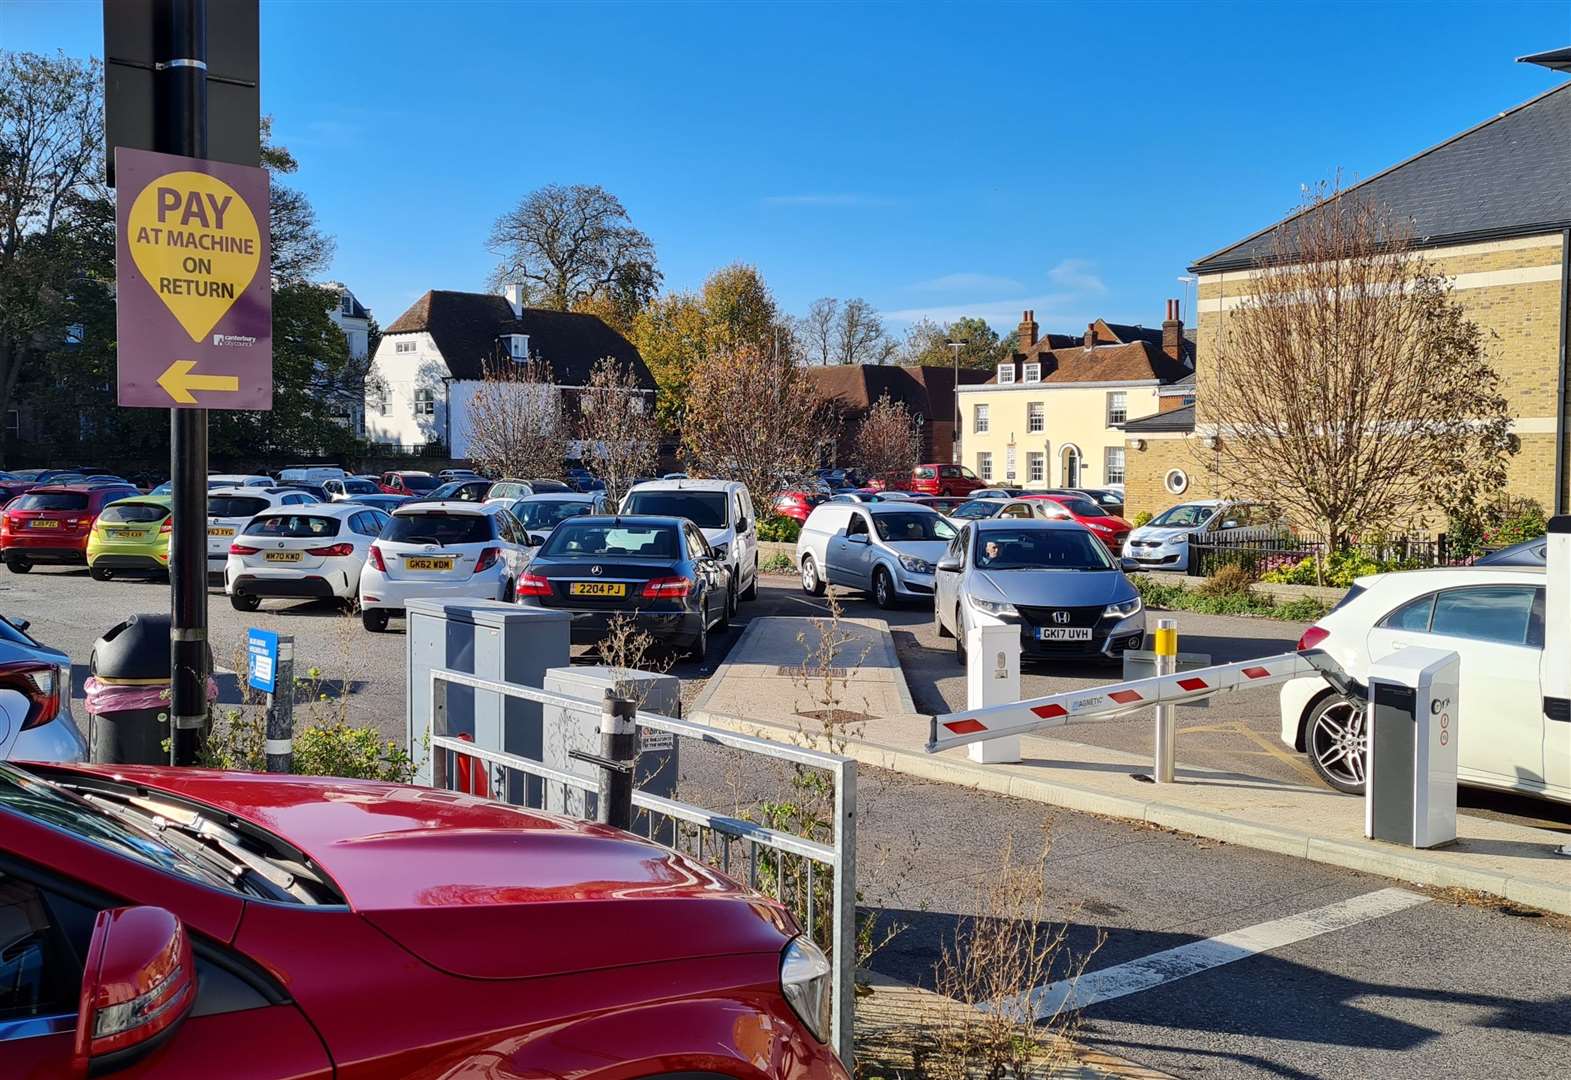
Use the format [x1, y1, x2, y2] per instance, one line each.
[278, 465, 350, 485]
[621, 479, 759, 603]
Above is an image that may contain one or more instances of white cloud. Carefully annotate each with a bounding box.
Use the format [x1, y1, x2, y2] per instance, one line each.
[907, 272, 1026, 294]
[879, 293, 1087, 331]
[1047, 258, 1107, 294]
[761, 193, 892, 207]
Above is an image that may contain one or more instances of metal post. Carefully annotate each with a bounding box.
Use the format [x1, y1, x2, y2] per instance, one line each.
[599, 689, 637, 830]
[264, 635, 294, 773]
[830, 755, 857, 1069]
[1153, 617, 1178, 782]
[158, 0, 211, 765]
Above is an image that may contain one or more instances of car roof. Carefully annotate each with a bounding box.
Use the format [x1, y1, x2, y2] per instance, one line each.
[109, 494, 172, 507]
[973, 517, 1080, 531]
[628, 478, 740, 493]
[866, 501, 937, 515]
[517, 492, 594, 502]
[207, 486, 282, 497]
[256, 501, 359, 517]
[31, 483, 128, 494]
[393, 499, 500, 516]
[562, 514, 685, 528]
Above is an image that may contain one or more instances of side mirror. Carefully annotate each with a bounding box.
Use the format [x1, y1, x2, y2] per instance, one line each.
[6, 616, 29, 632]
[1221, 520, 1239, 530]
[1120, 557, 1141, 573]
[937, 555, 963, 572]
[736, 517, 749, 533]
[71, 906, 196, 1077]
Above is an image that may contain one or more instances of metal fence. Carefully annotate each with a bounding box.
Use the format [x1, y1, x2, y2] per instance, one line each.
[1187, 531, 1468, 578]
[425, 667, 858, 1065]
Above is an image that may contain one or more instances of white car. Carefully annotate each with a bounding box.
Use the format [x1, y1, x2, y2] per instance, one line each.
[225, 503, 392, 612]
[206, 486, 321, 576]
[1280, 565, 1568, 803]
[943, 497, 1074, 526]
[0, 614, 84, 763]
[322, 477, 383, 501]
[1122, 499, 1282, 572]
[622, 478, 760, 604]
[207, 473, 274, 489]
[796, 502, 955, 608]
[357, 501, 532, 632]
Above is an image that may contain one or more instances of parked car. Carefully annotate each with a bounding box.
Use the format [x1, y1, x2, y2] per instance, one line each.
[205, 487, 318, 577]
[0, 759, 846, 1078]
[563, 467, 606, 492]
[973, 487, 1031, 499]
[1282, 566, 1567, 801]
[828, 490, 912, 504]
[1067, 487, 1126, 517]
[517, 514, 733, 659]
[510, 491, 611, 547]
[773, 489, 829, 524]
[905, 495, 971, 516]
[344, 493, 410, 514]
[207, 473, 274, 488]
[797, 502, 956, 608]
[945, 497, 1073, 524]
[1, 483, 140, 572]
[622, 478, 760, 604]
[86, 494, 172, 580]
[437, 468, 482, 481]
[273, 481, 330, 502]
[934, 518, 1145, 663]
[0, 615, 84, 763]
[322, 476, 382, 500]
[527, 477, 572, 493]
[377, 470, 440, 497]
[0, 471, 36, 504]
[149, 480, 173, 495]
[1030, 492, 1134, 552]
[1476, 535, 1547, 566]
[1122, 499, 1283, 572]
[278, 464, 349, 485]
[908, 463, 985, 498]
[358, 501, 532, 631]
[485, 478, 536, 501]
[227, 503, 393, 612]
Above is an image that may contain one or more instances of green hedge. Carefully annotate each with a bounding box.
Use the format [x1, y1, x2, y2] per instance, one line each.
[1134, 574, 1329, 623]
[757, 515, 802, 543]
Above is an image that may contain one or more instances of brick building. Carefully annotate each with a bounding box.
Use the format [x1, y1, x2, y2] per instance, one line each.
[805, 364, 992, 466]
[1125, 77, 1571, 520]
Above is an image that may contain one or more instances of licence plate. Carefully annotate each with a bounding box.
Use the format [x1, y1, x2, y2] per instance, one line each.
[405, 557, 455, 571]
[29, 520, 59, 529]
[208, 526, 235, 537]
[265, 551, 303, 563]
[1035, 627, 1092, 641]
[570, 581, 626, 597]
[106, 529, 144, 540]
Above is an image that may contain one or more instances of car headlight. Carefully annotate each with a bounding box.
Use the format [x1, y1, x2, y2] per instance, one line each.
[712, 542, 730, 560]
[969, 595, 1018, 617]
[898, 554, 933, 574]
[1104, 597, 1143, 619]
[1171, 534, 1188, 545]
[780, 936, 833, 1043]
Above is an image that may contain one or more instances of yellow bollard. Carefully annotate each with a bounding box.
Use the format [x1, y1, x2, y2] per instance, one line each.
[1154, 618, 1178, 782]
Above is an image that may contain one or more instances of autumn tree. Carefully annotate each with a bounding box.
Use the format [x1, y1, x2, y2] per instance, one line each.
[903, 316, 1011, 369]
[487, 184, 660, 328]
[853, 394, 921, 487]
[681, 343, 829, 503]
[576, 355, 659, 505]
[463, 357, 565, 480]
[1207, 183, 1513, 556]
[796, 297, 898, 365]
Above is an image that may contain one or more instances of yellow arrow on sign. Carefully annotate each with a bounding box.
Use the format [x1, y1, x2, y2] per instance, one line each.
[158, 360, 240, 404]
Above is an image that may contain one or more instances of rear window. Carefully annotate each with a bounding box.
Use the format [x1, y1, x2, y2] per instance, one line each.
[542, 523, 680, 559]
[623, 490, 728, 529]
[208, 496, 270, 518]
[383, 512, 492, 545]
[949, 501, 999, 520]
[341, 479, 379, 494]
[1057, 497, 1105, 517]
[100, 503, 169, 524]
[914, 467, 936, 479]
[400, 475, 439, 493]
[244, 514, 342, 538]
[12, 492, 88, 512]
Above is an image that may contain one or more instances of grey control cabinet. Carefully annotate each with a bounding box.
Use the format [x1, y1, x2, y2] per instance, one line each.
[1365, 646, 1459, 849]
[543, 665, 681, 836]
[406, 599, 569, 788]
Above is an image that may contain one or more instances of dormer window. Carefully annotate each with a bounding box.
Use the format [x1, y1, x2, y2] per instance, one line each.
[996, 363, 1015, 385]
[505, 333, 530, 360]
[1022, 362, 1041, 383]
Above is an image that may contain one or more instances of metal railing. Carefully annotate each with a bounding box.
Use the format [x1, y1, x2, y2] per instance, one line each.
[425, 667, 857, 1065]
[1186, 530, 1471, 577]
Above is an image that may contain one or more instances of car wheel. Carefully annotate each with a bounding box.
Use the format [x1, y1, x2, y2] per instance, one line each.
[955, 606, 967, 665]
[741, 555, 758, 601]
[7, 555, 32, 574]
[89, 565, 112, 582]
[800, 555, 825, 596]
[873, 568, 895, 610]
[689, 613, 709, 662]
[362, 608, 390, 633]
[501, 578, 516, 603]
[717, 585, 732, 630]
[935, 600, 952, 638]
[230, 591, 261, 612]
[1306, 694, 1367, 795]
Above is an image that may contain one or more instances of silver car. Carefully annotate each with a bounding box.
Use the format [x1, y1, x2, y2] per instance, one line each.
[0, 615, 85, 762]
[935, 518, 1145, 663]
[796, 502, 956, 608]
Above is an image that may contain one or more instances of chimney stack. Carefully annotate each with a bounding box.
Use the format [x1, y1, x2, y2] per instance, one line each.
[1162, 298, 1185, 363]
[502, 282, 526, 319]
[1016, 309, 1038, 353]
[1084, 322, 1097, 350]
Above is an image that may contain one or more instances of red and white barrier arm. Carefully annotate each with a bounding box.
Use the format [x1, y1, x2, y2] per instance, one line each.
[925, 651, 1317, 753]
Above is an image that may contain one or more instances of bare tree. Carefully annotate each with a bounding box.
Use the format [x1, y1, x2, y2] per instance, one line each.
[796, 296, 898, 365]
[853, 393, 921, 488]
[1207, 183, 1512, 555]
[681, 343, 831, 503]
[796, 298, 839, 365]
[576, 355, 659, 504]
[463, 356, 565, 480]
[486, 184, 661, 325]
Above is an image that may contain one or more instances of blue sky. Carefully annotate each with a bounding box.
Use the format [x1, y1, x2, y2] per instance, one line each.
[5, 0, 1569, 339]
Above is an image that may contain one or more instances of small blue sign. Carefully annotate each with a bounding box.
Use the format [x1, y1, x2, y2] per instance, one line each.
[247, 628, 279, 694]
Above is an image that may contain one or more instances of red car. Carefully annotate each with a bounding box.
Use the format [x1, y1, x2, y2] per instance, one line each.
[377, 470, 440, 496]
[908, 463, 984, 498]
[772, 490, 828, 524]
[0, 484, 140, 572]
[1, 761, 848, 1079]
[1026, 492, 1134, 550]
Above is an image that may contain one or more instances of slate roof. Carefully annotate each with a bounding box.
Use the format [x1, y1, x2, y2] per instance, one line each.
[383, 290, 654, 388]
[1192, 81, 1571, 273]
[1123, 404, 1195, 434]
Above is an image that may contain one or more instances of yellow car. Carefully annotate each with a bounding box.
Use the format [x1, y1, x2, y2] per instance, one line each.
[87, 495, 172, 580]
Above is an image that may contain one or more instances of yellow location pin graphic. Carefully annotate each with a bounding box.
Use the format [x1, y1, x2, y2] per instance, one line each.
[127, 170, 261, 343]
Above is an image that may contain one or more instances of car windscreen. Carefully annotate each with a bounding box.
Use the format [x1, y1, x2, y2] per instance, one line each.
[99, 503, 168, 524]
[873, 512, 956, 542]
[513, 499, 594, 529]
[1149, 504, 1215, 528]
[243, 514, 342, 538]
[383, 512, 492, 545]
[428, 481, 487, 501]
[949, 501, 1000, 520]
[1056, 497, 1106, 517]
[541, 522, 680, 559]
[342, 479, 379, 494]
[974, 528, 1114, 571]
[622, 490, 728, 529]
[399, 475, 440, 493]
[208, 496, 270, 518]
[12, 492, 88, 511]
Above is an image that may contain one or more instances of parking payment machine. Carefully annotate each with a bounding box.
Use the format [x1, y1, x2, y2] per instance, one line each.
[1365, 646, 1459, 849]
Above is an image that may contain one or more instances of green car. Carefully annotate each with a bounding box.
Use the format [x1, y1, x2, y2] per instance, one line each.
[87, 495, 171, 580]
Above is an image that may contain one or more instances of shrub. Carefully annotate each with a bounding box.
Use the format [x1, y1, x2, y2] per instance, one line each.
[1447, 495, 1547, 558]
[293, 720, 417, 783]
[1261, 548, 1399, 587]
[1135, 570, 1331, 622]
[761, 552, 795, 575]
[756, 514, 801, 543]
[1133, 510, 1153, 527]
[1199, 562, 1258, 597]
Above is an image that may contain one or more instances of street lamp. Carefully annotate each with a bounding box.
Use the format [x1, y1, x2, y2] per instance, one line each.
[946, 340, 967, 464]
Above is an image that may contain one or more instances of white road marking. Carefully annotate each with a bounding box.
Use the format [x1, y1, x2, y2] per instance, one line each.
[1018, 887, 1429, 1020]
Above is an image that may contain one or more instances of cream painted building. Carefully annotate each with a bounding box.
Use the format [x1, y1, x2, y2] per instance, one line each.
[954, 307, 1194, 489]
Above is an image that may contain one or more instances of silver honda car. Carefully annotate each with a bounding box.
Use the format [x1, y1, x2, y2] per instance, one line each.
[934, 518, 1145, 663]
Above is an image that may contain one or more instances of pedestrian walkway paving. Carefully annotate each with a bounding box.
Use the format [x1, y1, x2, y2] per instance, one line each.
[691, 617, 1571, 917]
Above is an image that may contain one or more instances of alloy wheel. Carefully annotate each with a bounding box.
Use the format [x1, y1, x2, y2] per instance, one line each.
[1309, 696, 1367, 793]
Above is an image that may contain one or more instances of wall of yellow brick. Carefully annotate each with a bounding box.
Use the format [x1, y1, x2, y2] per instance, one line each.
[1123, 436, 1220, 521]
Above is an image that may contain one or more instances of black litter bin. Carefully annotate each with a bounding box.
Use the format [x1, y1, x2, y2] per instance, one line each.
[85, 614, 212, 764]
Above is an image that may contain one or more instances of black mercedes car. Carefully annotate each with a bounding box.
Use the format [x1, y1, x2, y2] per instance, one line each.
[516, 515, 732, 660]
